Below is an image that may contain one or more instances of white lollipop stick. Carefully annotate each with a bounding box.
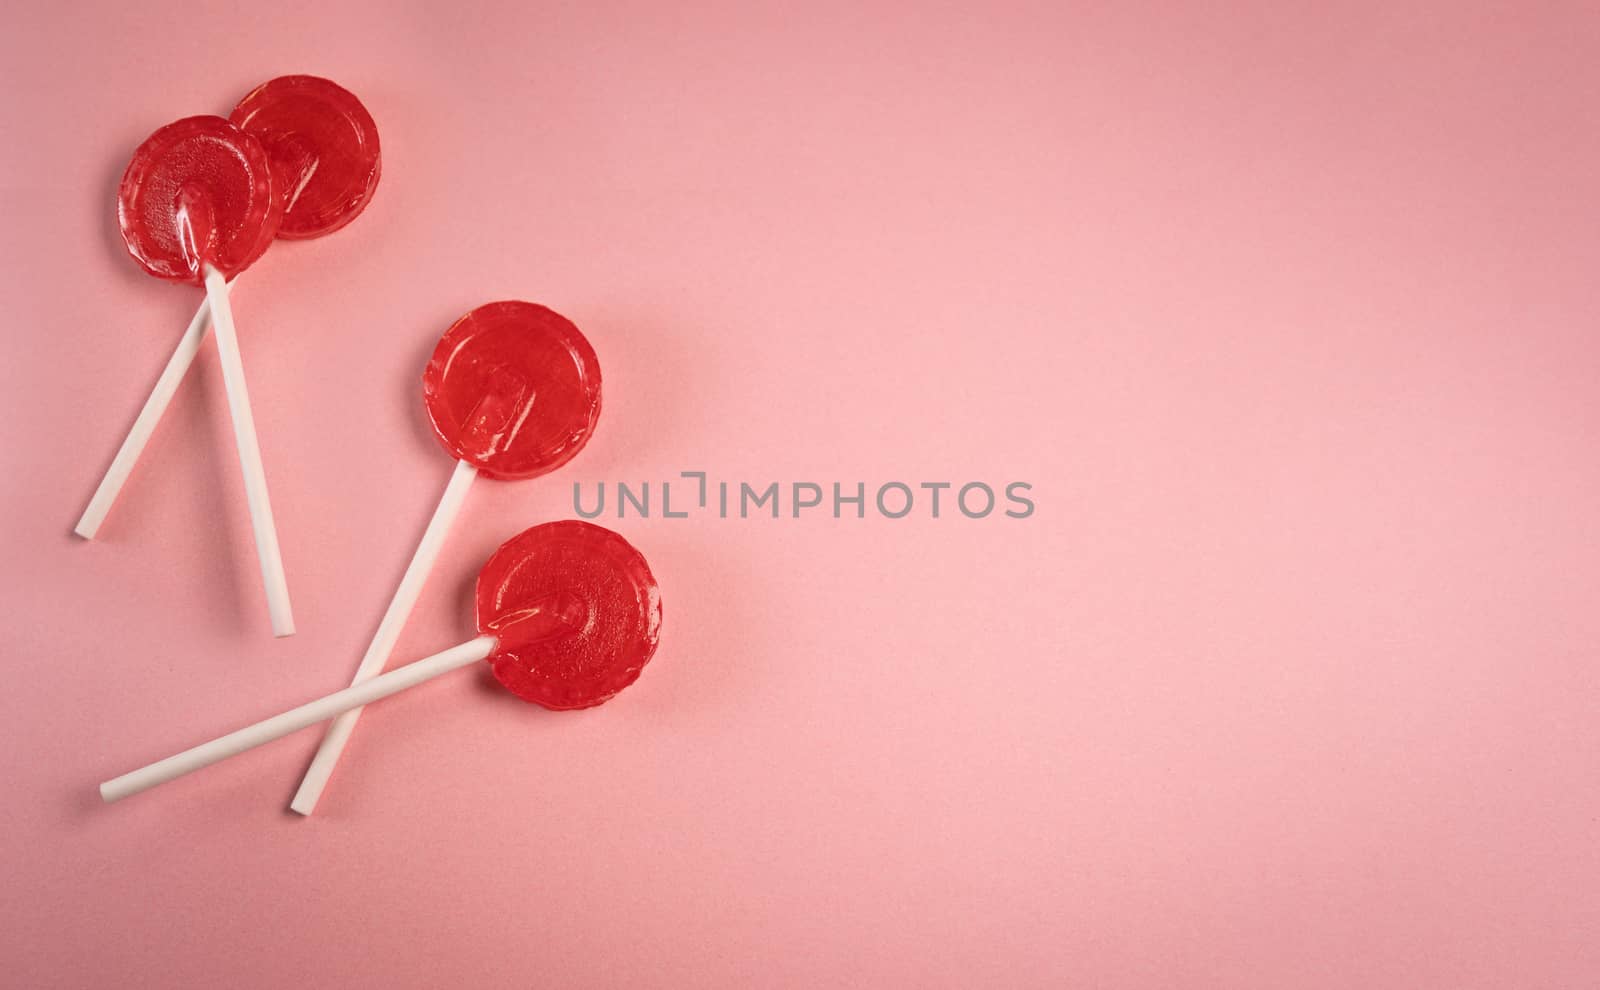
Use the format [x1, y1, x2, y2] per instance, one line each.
[203, 264, 295, 637]
[290, 458, 479, 814]
[75, 292, 219, 539]
[99, 634, 497, 802]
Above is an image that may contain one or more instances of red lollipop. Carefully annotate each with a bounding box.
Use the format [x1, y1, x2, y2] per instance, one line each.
[480, 521, 662, 709]
[117, 115, 281, 283]
[99, 114, 297, 636]
[79, 76, 382, 589]
[288, 302, 603, 814]
[100, 522, 663, 804]
[230, 74, 382, 238]
[424, 301, 603, 480]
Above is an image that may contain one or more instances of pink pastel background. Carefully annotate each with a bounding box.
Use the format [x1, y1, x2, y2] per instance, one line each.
[3, 1, 1599, 986]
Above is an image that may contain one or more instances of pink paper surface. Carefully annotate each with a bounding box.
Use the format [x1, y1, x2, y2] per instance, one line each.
[3, 2, 1598, 986]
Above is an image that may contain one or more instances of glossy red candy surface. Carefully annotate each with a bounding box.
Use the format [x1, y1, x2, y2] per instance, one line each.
[422, 302, 602, 480]
[476, 521, 662, 710]
[230, 75, 381, 239]
[117, 116, 281, 284]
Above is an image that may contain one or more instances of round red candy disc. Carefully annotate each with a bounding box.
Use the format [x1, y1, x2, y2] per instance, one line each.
[230, 75, 381, 239]
[476, 521, 662, 710]
[118, 116, 282, 284]
[422, 302, 602, 480]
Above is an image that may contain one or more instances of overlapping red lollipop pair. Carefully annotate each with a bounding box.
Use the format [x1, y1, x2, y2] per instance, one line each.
[89, 80, 666, 810]
[78, 75, 382, 637]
